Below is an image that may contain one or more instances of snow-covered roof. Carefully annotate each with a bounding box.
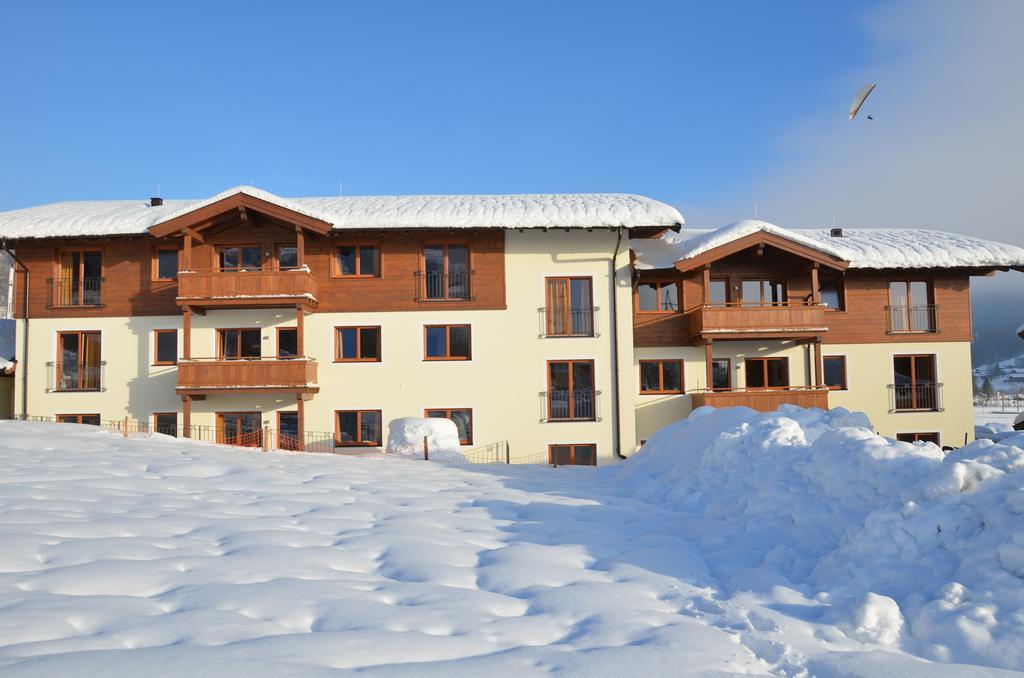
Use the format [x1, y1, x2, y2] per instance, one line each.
[0, 186, 683, 239]
[631, 219, 1024, 271]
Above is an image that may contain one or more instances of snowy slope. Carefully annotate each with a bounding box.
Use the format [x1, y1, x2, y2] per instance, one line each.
[0, 419, 1022, 676]
[974, 352, 1024, 394]
[631, 219, 1024, 270]
[0, 187, 684, 238]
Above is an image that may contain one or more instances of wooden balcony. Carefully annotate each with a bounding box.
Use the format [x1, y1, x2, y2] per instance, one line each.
[690, 388, 829, 412]
[176, 269, 318, 310]
[176, 357, 319, 395]
[688, 303, 828, 340]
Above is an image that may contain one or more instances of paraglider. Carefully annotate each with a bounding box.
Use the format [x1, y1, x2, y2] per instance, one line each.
[849, 83, 876, 120]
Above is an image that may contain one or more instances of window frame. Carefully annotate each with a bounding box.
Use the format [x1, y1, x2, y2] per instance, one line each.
[277, 411, 300, 451]
[274, 243, 300, 271]
[544, 276, 595, 337]
[822, 355, 847, 391]
[332, 244, 381, 278]
[636, 280, 681, 314]
[708, 278, 730, 306]
[744, 357, 790, 390]
[548, 443, 597, 466]
[216, 411, 264, 447]
[711, 357, 732, 391]
[153, 412, 178, 437]
[639, 359, 684, 394]
[420, 243, 472, 300]
[152, 247, 180, 282]
[892, 353, 939, 411]
[57, 413, 101, 425]
[56, 330, 102, 391]
[216, 244, 263, 272]
[276, 327, 298, 359]
[216, 327, 262, 360]
[740, 279, 787, 307]
[423, 324, 472, 361]
[896, 432, 941, 445]
[153, 329, 178, 366]
[424, 408, 474, 445]
[53, 248, 104, 307]
[334, 409, 383, 447]
[546, 359, 597, 420]
[334, 326, 382, 362]
[819, 278, 846, 311]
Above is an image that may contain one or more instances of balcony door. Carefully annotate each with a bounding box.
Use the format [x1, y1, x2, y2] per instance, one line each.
[423, 244, 470, 299]
[889, 281, 933, 332]
[547, 360, 596, 420]
[278, 412, 300, 450]
[546, 277, 594, 336]
[741, 279, 786, 307]
[745, 357, 789, 389]
[217, 412, 262, 447]
[893, 354, 938, 410]
[218, 329, 261, 360]
[57, 331, 101, 391]
[57, 250, 102, 306]
[218, 245, 262, 272]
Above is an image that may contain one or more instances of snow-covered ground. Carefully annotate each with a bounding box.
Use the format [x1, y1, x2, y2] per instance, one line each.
[1, 416, 1023, 676]
[976, 404, 1023, 430]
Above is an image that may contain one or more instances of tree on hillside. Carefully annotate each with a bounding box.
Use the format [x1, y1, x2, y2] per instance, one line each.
[982, 377, 995, 398]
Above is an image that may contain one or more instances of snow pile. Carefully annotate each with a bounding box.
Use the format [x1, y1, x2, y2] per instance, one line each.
[607, 405, 1024, 668]
[631, 220, 1024, 270]
[386, 416, 464, 460]
[0, 357, 13, 372]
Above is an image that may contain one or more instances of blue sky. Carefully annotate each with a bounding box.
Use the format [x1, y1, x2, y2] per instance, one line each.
[0, 0, 880, 213]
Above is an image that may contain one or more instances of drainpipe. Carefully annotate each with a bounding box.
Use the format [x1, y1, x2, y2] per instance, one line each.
[610, 227, 627, 459]
[1, 241, 28, 418]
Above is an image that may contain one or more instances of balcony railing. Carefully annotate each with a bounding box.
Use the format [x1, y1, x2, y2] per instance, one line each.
[48, 277, 104, 308]
[540, 389, 601, 421]
[886, 305, 938, 333]
[688, 302, 827, 338]
[539, 307, 598, 337]
[47, 361, 106, 392]
[177, 357, 319, 393]
[690, 387, 829, 412]
[889, 382, 943, 412]
[176, 268, 318, 308]
[416, 270, 473, 301]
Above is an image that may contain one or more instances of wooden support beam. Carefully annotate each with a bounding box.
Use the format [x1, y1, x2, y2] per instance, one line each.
[810, 263, 821, 305]
[704, 340, 714, 391]
[813, 339, 824, 388]
[183, 306, 192, 359]
[296, 305, 304, 356]
[297, 396, 305, 451]
[296, 226, 305, 268]
[182, 230, 193, 270]
[702, 266, 711, 305]
[182, 395, 191, 438]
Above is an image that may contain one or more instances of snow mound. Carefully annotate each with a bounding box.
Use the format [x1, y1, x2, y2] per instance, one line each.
[386, 417, 464, 461]
[606, 406, 1024, 668]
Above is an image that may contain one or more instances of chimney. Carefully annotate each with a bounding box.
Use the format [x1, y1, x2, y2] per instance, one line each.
[150, 197, 163, 207]
[830, 227, 843, 237]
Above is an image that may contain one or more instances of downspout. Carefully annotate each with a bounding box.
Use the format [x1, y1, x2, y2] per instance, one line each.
[1, 241, 28, 418]
[610, 227, 627, 459]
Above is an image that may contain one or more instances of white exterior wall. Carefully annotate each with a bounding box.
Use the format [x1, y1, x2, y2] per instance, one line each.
[13, 230, 637, 465]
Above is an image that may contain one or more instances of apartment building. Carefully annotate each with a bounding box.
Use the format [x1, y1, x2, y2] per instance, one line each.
[1, 186, 1021, 461]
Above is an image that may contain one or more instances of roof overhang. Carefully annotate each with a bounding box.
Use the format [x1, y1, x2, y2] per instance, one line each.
[673, 231, 849, 273]
[148, 191, 333, 238]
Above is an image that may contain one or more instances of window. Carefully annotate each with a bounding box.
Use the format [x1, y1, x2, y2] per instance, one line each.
[276, 244, 298, 270]
[547, 360, 596, 420]
[545, 277, 594, 336]
[278, 412, 300, 451]
[218, 328, 261, 360]
[56, 331, 102, 391]
[218, 245, 262, 271]
[335, 245, 380, 277]
[708, 279, 729, 306]
[335, 326, 381, 362]
[154, 413, 177, 437]
[711, 358, 731, 390]
[888, 281, 935, 332]
[639, 360, 683, 394]
[896, 432, 940, 445]
[57, 414, 101, 425]
[154, 248, 179, 281]
[549, 444, 597, 466]
[425, 408, 473, 445]
[893, 354, 939, 411]
[217, 412, 263, 447]
[55, 250, 102, 306]
[820, 279, 844, 310]
[424, 325, 471, 360]
[638, 281, 679, 312]
[153, 330, 178, 365]
[277, 328, 298, 358]
[745, 357, 789, 389]
[336, 410, 382, 446]
[422, 244, 470, 300]
[741, 279, 786, 306]
[823, 356, 847, 390]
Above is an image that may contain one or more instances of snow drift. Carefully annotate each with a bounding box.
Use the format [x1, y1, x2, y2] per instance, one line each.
[607, 405, 1024, 668]
[386, 417, 464, 461]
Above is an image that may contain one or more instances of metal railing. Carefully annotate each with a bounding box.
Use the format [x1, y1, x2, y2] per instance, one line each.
[416, 270, 473, 301]
[48, 277, 104, 307]
[888, 382, 944, 412]
[46, 361, 106, 392]
[540, 389, 601, 421]
[886, 305, 938, 333]
[538, 307, 599, 337]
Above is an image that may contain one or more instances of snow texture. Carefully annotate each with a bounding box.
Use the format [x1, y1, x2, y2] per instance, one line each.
[0, 357, 12, 372]
[1, 416, 1024, 676]
[631, 219, 1024, 270]
[0, 186, 683, 239]
[385, 417, 463, 460]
